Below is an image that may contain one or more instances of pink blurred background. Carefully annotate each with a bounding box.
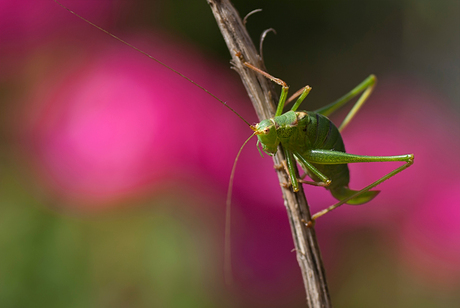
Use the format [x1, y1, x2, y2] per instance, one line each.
[1, 1, 459, 307]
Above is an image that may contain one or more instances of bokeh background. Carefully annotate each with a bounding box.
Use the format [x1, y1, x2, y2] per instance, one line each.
[1, 0, 459, 307]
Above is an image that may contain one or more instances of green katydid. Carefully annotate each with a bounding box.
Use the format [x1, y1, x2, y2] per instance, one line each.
[238, 57, 413, 226]
[55, 1, 414, 227]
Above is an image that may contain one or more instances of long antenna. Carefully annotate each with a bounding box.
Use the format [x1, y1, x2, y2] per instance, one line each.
[224, 132, 255, 285]
[53, 0, 251, 127]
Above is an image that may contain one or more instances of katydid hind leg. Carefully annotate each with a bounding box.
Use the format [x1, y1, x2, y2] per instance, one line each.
[305, 152, 414, 227]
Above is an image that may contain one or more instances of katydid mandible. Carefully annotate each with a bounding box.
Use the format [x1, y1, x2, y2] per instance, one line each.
[55, 1, 414, 227]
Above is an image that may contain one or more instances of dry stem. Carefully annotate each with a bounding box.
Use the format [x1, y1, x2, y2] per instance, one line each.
[207, 1, 332, 307]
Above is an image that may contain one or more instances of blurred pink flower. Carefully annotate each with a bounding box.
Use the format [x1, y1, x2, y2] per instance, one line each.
[23, 32, 260, 207]
[400, 183, 460, 289]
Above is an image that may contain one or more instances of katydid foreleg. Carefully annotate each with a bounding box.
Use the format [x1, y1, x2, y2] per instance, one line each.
[237, 53, 311, 117]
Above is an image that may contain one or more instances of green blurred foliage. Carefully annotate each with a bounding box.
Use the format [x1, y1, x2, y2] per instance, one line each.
[0, 159, 222, 308]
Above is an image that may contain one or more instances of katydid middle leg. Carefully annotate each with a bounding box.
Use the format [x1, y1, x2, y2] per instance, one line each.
[314, 75, 376, 132]
[283, 148, 302, 191]
[275, 157, 331, 190]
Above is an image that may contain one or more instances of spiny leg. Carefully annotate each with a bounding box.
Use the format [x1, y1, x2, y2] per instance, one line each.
[300, 150, 414, 227]
[314, 75, 376, 132]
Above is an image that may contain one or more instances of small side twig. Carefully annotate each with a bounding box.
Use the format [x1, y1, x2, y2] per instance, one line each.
[207, 1, 332, 307]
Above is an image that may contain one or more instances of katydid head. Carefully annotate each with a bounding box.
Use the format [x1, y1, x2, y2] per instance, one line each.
[252, 119, 279, 155]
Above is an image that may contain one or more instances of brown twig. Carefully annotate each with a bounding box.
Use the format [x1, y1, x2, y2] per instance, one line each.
[207, 1, 332, 307]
